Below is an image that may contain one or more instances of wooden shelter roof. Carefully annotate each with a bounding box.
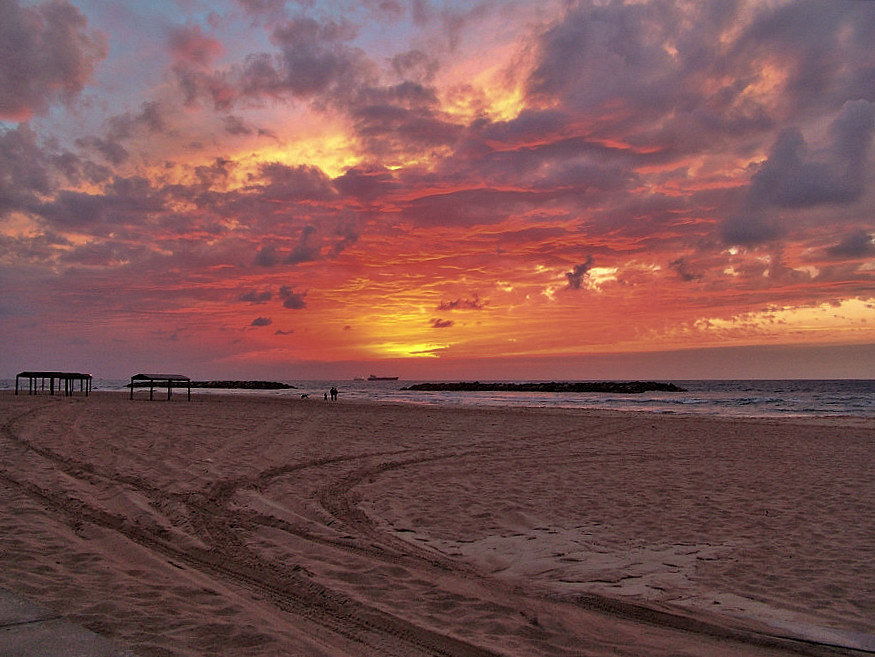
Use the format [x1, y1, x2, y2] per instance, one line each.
[17, 371, 92, 379]
[131, 373, 190, 381]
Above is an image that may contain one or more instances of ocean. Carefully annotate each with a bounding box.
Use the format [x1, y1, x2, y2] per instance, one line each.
[6, 378, 873, 418]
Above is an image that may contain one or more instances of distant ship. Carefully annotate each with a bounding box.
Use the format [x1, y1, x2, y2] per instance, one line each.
[367, 374, 399, 381]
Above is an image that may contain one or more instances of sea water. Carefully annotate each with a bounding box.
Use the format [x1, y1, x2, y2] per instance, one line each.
[307, 379, 874, 417]
[6, 378, 871, 418]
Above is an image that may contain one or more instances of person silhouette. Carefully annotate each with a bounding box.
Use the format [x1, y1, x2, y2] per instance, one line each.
[330, 386, 338, 401]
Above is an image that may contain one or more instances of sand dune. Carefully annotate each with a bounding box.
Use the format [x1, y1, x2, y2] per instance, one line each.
[0, 392, 871, 656]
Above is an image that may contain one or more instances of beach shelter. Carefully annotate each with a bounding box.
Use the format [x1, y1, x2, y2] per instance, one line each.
[15, 371, 92, 396]
[129, 373, 191, 401]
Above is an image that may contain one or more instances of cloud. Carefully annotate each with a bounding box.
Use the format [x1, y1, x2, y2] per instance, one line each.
[224, 115, 253, 135]
[274, 328, 294, 335]
[565, 256, 594, 290]
[748, 101, 875, 209]
[522, 1, 875, 168]
[719, 213, 782, 247]
[55, 240, 133, 266]
[169, 24, 223, 67]
[402, 188, 542, 227]
[668, 257, 703, 282]
[430, 318, 454, 328]
[37, 175, 165, 228]
[75, 135, 128, 165]
[437, 294, 486, 311]
[330, 221, 360, 256]
[0, 124, 54, 212]
[334, 166, 399, 201]
[208, 16, 373, 107]
[286, 225, 320, 265]
[250, 316, 272, 326]
[722, 100, 875, 245]
[347, 81, 461, 156]
[254, 245, 278, 267]
[279, 286, 306, 309]
[0, 0, 107, 120]
[826, 229, 875, 259]
[239, 289, 271, 303]
[731, 1, 875, 111]
[251, 222, 338, 268]
[255, 162, 336, 201]
[235, 0, 287, 14]
[390, 49, 438, 83]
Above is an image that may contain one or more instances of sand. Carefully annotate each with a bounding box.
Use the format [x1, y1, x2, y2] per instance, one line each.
[0, 391, 871, 657]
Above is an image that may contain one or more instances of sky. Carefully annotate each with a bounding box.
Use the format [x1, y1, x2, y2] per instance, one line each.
[1, 0, 874, 381]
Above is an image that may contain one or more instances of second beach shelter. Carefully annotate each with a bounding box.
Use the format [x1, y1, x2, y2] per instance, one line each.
[129, 373, 191, 401]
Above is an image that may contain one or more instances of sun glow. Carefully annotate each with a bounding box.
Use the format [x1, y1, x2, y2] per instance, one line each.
[241, 132, 362, 179]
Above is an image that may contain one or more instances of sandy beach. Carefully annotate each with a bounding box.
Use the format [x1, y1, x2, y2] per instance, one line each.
[0, 392, 871, 656]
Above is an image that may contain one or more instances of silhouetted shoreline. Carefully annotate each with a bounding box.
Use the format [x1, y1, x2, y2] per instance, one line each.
[402, 381, 686, 394]
[191, 380, 296, 389]
[123, 380, 297, 390]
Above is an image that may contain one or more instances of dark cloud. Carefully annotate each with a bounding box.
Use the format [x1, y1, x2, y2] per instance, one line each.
[719, 213, 782, 247]
[391, 49, 438, 83]
[239, 289, 272, 303]
[37, 176, 165, 228]
[255, 162, 336, 201]
[430, 318, 454, 328]
[58, 240, 145, 267]
[106, 102, 166, 137]
[349, 82, 461, 156]
[403, 188, 543, 227]
[826, 229, 875, 259]
[274, 328, 295, 335]
[0, 231, 70, 264]
[251, 220, 350, 268]
[286, 225, 320, 265]
[334, 166, 399, 201]
[194, 158, 234, 191]
[732, 1, 875, 109]
[250, 316, 272, 326]
[174, 63, 237, 109]
[75, 135, 129, 165]
[722, 100, 875, 245]
[254, 245, 278, 267]
[0, 0, 107, 120]
[0, 124, 53, 213]
[74, 102, 169, 166]
[437, 294, 486, 311]
[224, 115, 253, 135]
[279, 286, 306, 309]
[748, 101, 875, 209]
[236, 17, 371, 101]
[565, 255, 594, 290]
[527, 1, 691, 113]
[236, 0, 289, 14]
[668, 257, 703, 282]
[476, 108, 570, 146]
[330, 221, 360, 256]
[522, 1, 875, 163]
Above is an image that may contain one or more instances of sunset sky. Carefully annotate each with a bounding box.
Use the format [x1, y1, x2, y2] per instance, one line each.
[2, 0, 874, 380]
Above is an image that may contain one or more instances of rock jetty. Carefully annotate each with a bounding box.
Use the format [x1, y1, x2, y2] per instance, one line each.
[402, 381, 685, 394]
[190, 381, 296, 390]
